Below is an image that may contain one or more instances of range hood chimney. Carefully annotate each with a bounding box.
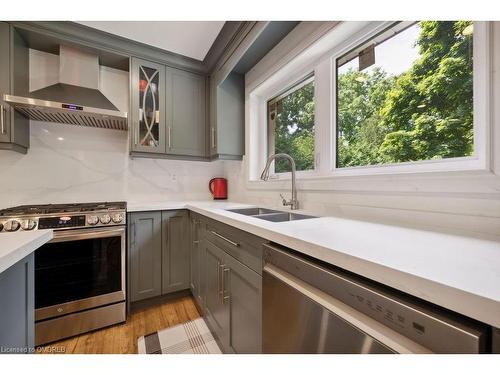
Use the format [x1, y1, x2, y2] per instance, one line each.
[3, 45, 128, 130]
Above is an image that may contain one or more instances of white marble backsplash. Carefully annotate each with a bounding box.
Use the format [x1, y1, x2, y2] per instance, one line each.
[0, 121, 225, 209]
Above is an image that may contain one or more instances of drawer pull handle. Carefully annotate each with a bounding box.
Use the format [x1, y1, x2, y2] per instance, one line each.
[210, 230, 239, 247]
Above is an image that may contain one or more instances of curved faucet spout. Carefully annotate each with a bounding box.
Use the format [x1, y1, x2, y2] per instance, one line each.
[260, 153, 298, 210]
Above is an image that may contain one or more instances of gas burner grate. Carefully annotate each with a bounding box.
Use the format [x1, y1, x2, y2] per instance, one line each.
[0, 202, 126, 216]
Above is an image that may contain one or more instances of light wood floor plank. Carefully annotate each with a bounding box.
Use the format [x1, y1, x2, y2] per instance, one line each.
[37, 295, 200, 354]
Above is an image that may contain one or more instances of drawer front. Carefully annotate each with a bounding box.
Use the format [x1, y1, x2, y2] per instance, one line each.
[203, 218, 266, 275]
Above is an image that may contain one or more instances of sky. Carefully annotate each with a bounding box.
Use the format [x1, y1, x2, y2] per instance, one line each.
[339, 23, 421, 76]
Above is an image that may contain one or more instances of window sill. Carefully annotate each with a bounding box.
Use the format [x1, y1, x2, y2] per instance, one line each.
[247, 167, 500, 196]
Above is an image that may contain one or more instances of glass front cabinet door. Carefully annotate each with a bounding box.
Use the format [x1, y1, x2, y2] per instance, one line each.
[130, 58, 166, 153]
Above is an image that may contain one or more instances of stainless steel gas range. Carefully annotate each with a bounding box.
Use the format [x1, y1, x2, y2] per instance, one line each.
[0, 202, 127, 346]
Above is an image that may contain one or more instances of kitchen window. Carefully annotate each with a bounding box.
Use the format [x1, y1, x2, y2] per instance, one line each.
[335, 21, 475, 169]
[249, 21, 490, 191]
[267, 75, 315, 173]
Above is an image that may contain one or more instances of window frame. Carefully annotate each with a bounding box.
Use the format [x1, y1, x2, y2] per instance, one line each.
[331, 21, 490, 176]
[267, 73, 315, 176]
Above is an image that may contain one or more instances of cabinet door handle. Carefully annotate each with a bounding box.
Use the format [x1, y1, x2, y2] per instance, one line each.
[221, 267, 230, 305]
[131, 222, 136, 247]
[132, 108, 142, 146]
[219, 263, 225, 303]
[168, 126, 172, 149]
[211, 127, 216, 149]
[217, 261, 222, 300]
[210, 230, 239, 247]
[0, 105, 5, 134]
[135, 109, 140, 145]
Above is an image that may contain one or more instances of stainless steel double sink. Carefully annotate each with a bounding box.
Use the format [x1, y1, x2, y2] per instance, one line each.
[226, 207, 317, 222]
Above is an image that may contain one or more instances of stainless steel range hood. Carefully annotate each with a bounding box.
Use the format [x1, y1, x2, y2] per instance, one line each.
[4, 45, 128, 130]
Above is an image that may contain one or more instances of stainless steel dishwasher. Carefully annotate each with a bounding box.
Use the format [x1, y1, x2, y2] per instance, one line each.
[262, 243, 488, 354]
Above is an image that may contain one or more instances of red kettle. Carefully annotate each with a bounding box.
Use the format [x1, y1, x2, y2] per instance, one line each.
[209, 178, 228, 200]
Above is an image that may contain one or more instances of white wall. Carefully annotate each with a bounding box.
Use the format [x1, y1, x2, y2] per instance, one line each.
[0, 121, 224, 209]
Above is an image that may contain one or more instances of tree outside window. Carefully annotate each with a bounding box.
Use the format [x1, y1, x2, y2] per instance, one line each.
[268, 78, 315, 173]
[336, 21, 474, 168]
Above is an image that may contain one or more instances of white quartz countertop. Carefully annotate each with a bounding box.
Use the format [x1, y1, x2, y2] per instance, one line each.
[127, 200, 500, 328]
[0, 229, 53, 274]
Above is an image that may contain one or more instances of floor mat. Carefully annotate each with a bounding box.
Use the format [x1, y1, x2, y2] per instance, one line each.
[137, 318, 222, 354]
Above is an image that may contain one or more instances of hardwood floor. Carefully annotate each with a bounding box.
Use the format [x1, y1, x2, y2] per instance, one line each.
[37, 295, 201, 354]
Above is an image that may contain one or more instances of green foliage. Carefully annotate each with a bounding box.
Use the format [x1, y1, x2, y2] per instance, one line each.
[273, 81, 315, 172]
[338, 21, 474, 167]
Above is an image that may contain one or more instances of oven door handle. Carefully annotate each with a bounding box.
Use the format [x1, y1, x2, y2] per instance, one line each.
[50, 226, 125, 243]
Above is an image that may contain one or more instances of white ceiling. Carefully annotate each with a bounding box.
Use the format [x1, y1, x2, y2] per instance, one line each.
[77, 21, 225, 61]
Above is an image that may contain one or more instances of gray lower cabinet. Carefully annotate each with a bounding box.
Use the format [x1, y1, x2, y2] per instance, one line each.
[0, 253, 34, 353]
[190, 214, 203, 308]
[200, 216, 264, 354]
[128, 210, 190, 303]
[203, 240, 230, 349]
[224, 254, 262, 353]
[0, 22, 29, 154]
[129, 211, 162, 302]
[202, 237, 263, 353]
[129, 211, 263, 353]
[161, 210, 190, 294]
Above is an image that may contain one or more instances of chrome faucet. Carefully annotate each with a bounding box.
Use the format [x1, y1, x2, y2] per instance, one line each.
[260, 153, 299, 210]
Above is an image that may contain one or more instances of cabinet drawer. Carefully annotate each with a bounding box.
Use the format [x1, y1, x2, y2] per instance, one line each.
[204, 218, 266, 275]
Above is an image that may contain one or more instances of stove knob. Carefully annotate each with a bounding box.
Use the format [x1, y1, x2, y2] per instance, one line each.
[4, 220, 20, 232]
[100, 214, 111, 224]
[87, 215, 99, 225]
[111, 213, 123, 223]
[21, 219, 37, 231]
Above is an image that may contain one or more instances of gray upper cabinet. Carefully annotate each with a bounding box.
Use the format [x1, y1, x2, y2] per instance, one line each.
[0, 22, 29, 154]
[166, 68, 206, 157]
[207, 22, 266, 160]
[0, 23, 10, 144]
[161, 210, 190, 294]
[209, 72, 245, 159]
[0, 253, 34, 353]
[208, 22, 298, 160]
[130, 58, 167, 154]
[129, 211, 162, 302]
[130, 57, 207, 159]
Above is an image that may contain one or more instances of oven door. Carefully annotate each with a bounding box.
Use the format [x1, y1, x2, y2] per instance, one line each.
[35, 226, 126, 321]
